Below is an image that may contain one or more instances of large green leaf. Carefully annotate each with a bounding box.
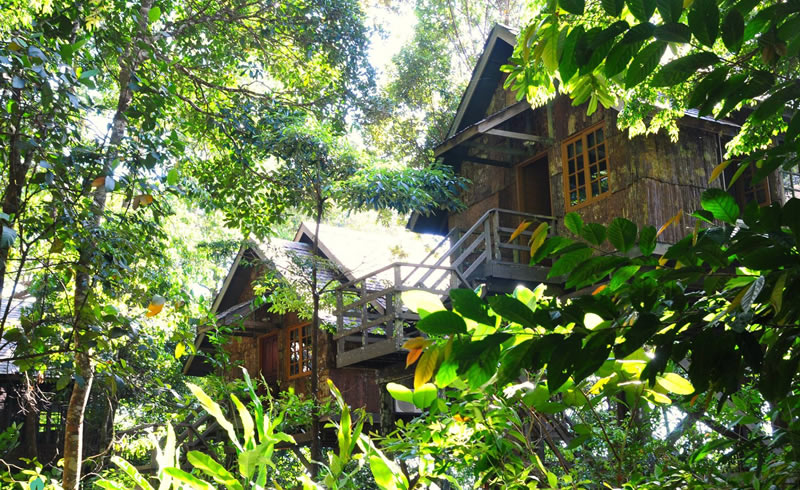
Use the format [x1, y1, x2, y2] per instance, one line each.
[559, 26, 584, 83]
[186, 383, 240, 450]
[605, 40, 642, 78]
[450, 288, 494, 326]
[581, 223, 607, 246]
[162, 468, 214, 490]
[638, 225, 657, 255]
[549, 247, 594, 278]
[625, 41, 667, 88]
[187, 451, 244, 490]
[607, 218, 638, 253]
[415, 310, 467, 335]
[386, 382, 413, 403]
[656, 0, 683, 23]
[601, 0, 625, 16]
[401, 290, 444, 317]
[722, 9, 744, 53]
[412, 382, 438, 409]
[688, 0, 719, 47]
[700, 188, 739, 224]
[488, 295, 538, 329]
[653, 23, 691, 43]
[652, 51, 719, 87]
[626, 0, 656, 22]
[564, 212, 584, 235]
[559, 0, 585, 15]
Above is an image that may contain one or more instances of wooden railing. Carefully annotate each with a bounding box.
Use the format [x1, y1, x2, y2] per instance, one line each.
[333, 209, 557, 367]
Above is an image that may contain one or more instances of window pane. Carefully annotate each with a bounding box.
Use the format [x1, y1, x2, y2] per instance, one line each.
[579, 188, 587, 201]
[576, 140, 583, 155]
[569, 159, 575, 174]
[570, 191, 577, 204]
[596, 128, 604, 143]
[567, 143, 574, 158]
[569, 175, 576, 190]
[589, 149, 596, 163]
[598, 144, 605, 160]
[591, 181, 599, 196]
[590, 165, 598, 180]
[576, 155, 584, 170]
[587, 132, 595, 147]
[578, 173, 585, 186]
[600, 177, 609, 193]
[599, 161, 606, 172]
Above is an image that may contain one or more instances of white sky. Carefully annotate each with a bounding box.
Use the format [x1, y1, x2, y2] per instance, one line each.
[364, 2, 417, 85]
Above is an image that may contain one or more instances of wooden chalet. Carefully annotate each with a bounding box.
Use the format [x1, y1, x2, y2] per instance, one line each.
[185, 24, 800, 437]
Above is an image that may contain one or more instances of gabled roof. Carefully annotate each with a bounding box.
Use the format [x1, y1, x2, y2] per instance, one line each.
[184, 222, 440, 375]
[446, 24, 517, 139]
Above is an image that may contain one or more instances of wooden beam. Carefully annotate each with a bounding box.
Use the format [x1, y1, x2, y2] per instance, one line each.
[485, 129, 553, 144]
[463, 142, 534, 157]
[435, 101, 531, 158]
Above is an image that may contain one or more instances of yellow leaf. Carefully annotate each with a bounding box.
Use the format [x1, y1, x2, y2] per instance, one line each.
[592, 284, 607, 295]
[402, 337, 430, 350]
[708, 160, 732, 184]
[406, 348, 423, 368]
[726, 285, 749, 312]
[528, 222, 549, 257]
[770, 272, 787, 314]
[657, 209, 683, 237]
[692, 219, 702, 246]
[658, 256, 669, 267]
[91, 176, 106, 188]
[133, 194, 155, 209]
[508, 221, 532, 243]
[646, 389, 672, 405]
[414, 348, 439, 389]
[146, 295, 166, 317]
[174, 342, 186, 359]
[656, 373, 694, 395]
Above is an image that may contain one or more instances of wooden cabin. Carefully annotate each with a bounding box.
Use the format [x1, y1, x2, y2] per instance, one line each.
[333, 24, 795, 369]
[182, 223, 435, 433]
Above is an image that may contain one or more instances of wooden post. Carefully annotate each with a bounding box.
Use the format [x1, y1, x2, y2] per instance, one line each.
[394, 265, 404, 349]
[336, 290, 344, 357]
[360, 280, 367, 347]
[492, 211, 501, 261]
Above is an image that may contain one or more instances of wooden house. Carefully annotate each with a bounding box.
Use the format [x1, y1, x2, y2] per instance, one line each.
[182, 223, 436, 434]
[185, 24, 800, 434]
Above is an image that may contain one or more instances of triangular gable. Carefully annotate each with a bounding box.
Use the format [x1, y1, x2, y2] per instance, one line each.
[447, 24, 517, 139]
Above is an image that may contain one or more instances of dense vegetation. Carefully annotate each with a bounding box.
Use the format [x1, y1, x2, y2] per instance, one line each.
[1, 0, 799, 488]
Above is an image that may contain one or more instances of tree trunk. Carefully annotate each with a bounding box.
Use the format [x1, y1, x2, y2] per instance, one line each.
[309, 196, 324, 477]
[61, 2, 153, 486]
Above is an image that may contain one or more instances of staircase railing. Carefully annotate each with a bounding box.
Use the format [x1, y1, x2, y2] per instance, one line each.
[333, 209, 557, 367]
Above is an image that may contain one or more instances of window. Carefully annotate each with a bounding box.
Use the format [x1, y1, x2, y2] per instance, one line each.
[730, 164, 771, 207]
[563, 124, 610, 209]
[287, 323, 312, 379]
[784, 164, 800, 201]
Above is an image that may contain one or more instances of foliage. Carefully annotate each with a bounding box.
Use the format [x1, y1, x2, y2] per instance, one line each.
[394, 191, 800, 486]
[503, 0, 800, 173]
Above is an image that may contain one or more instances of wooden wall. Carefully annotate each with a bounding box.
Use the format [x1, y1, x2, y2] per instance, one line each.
[448, 81, 729, 244]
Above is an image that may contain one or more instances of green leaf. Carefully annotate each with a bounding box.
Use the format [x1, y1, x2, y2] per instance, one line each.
[548, 335, 582, 393]
[435, 359, 458, 388]
[651, 51, 719, 87]
[638, 225, 657, 255]
[401, 290, 444, 317]
[688, 66, 728, 109]
[186, 382, 240, 450]
[549, 247, 594, 278]
[722, 9, 744, 53]
[654, 23, 691, 43]
[148, 5, 162, 23]
[412, 382, 438, 409]
[609, 264, 641, 290]
[488, 295, 538, 329]
[450, 288, 494, 325]
[386, 382, 413, 403]
[581, 223, 607, 245]
[1, 226, 17, 248]
[700, 188, 739, 224]
[606, 40, 642, 78]
[560, 26, 583, 83]
[656, 373, 695, 395]
[601, 0, 625, 16]
[751, 84, 800, 122]
[607, 218, 638, 253]
[167, 168, 179, 185]
[230, 394, 255, 447]
[625, 41, 667, 88]
[162, 468, 214, 490]
[110, 456, 155, 490]
[187, 451, 244, 490]
[615, 312, 661, 359]
[415, 310, 467, 335]
[656, 0, 683, 23]
[559, 0, 585, 15]
[564, 212, 584, 235]
[626, 0, 656, 22]
[688, 0, 719, 47]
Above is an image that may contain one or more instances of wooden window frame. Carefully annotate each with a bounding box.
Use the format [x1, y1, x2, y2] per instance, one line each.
[286, 322, 312, 380]
[257, 331, 279, 382]
[561, 122, 611, 211]
[783, 164, 800, 201]
[730, 164, 771, 207]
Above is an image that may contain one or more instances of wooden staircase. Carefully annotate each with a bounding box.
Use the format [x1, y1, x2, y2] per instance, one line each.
[334, 208, 557, 368]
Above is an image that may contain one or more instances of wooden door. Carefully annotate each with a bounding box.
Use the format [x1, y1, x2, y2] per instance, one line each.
[259, 332, 279, 383]
[516, 155, 552, 216]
